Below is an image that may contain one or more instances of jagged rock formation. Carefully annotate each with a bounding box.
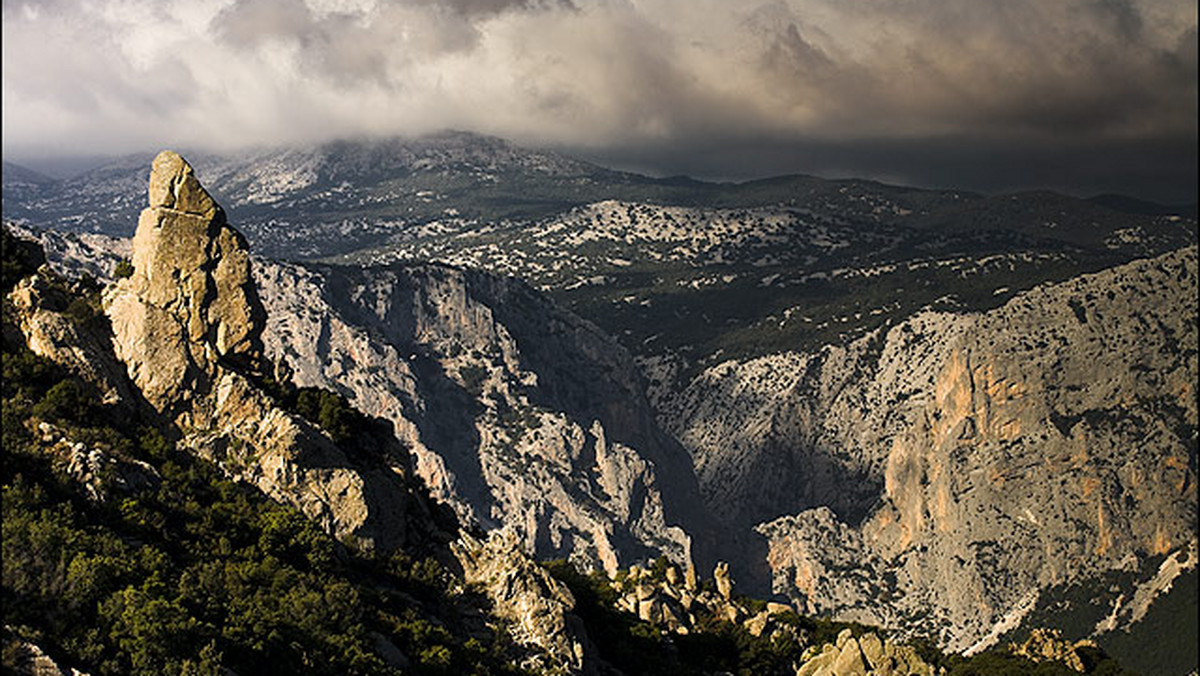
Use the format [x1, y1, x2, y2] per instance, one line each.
[453, 530, 588, 675]
[5, 215, 610, 675]
[795, 629, 935, 676]
[9, 212, 704, 575]
[1009, 629, 1099, 673]
[101, 151, 415, 552]
[254, 258, 707, 574]
[35, 421, 160, 503]
[106, 150, 266, 415]
[660, 246, 1199, 650]
[598, 560, 938, 676]
[12, 149, 1194, 665]
[8, 272, 136, 405]
[1, 631, 90, 676]
[611, 559, 798, 637]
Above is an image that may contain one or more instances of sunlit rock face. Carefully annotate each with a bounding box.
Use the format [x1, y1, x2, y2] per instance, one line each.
[102, 151, 414, 553]
[667, 247, 1198, 650]
[106, 150, 266, 417]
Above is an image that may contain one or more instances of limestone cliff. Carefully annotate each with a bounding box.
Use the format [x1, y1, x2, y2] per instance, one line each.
[254, 258, 708, 574]
[660, 246, 1198, 650]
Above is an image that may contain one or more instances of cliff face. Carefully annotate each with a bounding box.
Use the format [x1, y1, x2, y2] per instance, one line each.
[661, 246, 1198, 650]
[254, 258, 707, 574]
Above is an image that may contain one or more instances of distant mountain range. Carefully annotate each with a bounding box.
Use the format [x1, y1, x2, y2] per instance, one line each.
[5, 132, 1196, 367]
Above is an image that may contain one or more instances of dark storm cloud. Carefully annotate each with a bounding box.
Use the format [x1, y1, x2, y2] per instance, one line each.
[2, 0, 1196, 201]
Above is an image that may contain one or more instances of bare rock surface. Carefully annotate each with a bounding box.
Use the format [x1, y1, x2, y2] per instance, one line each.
[794, 629, 934, 676]
[453, 530, 588, 675]
[105, 150, 266, 415]
[8, 272, 135, 405]
[100, 151, 414, 552]
[663, 246, 1198, 650]
[255, 257, 708, 574]
[1009, 628, 1098, 673]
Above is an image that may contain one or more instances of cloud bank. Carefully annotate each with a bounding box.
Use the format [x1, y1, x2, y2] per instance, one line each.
[3, 0, 1196, 201]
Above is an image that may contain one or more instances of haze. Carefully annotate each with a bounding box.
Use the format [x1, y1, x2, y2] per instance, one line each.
[2, 0, 1197, 203]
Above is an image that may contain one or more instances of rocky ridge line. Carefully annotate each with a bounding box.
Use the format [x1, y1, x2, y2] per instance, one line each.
[11, 155, 601, 671]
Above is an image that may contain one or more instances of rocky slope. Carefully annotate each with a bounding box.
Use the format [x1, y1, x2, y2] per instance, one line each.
[8, 143, 1195, 667]
[7, 216, 712, 576]
[5, 156, 621, 672]
[658, 245, 1198, 651]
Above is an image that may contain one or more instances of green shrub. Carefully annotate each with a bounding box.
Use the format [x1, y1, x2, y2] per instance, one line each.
[458, 364, 488, 397]
[33, 380, 96, 424]
[1, 228, 45, 292]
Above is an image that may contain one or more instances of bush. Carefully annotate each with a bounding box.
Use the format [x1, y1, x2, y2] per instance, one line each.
[114, 260, 134, 279]
[1, 228, 45, 292]
[32, 380, 96, 424]
[458, 365, 488, 397]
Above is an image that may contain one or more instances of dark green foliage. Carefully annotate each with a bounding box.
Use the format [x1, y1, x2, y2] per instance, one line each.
[908, 640, 1140, 676]
[1009, 558, 1194, 676]
[31, 380, 98, 424]
[114, 260, 134, 279]
[293, 386, 359, 443]
[459, 364, 488, 397]
[255, 375, 390, 461]
[1, 227, 44, 292]
[1, 363, 526, 675]
[942, 650, 1082, 675]
[64, 296, 96, 324]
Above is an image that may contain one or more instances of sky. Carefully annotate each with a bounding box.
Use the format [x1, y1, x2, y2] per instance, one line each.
[2, 0, 1197, 203]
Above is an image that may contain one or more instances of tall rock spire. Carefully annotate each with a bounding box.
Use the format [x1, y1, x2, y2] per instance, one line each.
[107, 150, 265, 415]
[104, 151, 411, 552]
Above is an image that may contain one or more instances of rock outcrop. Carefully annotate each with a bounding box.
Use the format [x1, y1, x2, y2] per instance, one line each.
[106, 150, 265, 416]
[661, 246, 1199, 650]
[453, 530, 588, 675]
[254, 258, 708, 574]
[795, 629, 935, 676]
[4, 213, 602, 676]
[36, 421, 160, 503]
[8, 272, 136, 406]
[2, 630, 90, 676]
[611, 559, 795, 637]
[1009, 628, 1099, 673]
[102, 151, 415, 552]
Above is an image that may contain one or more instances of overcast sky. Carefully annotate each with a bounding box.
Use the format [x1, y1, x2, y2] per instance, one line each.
[3, 0, 1197, 202]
